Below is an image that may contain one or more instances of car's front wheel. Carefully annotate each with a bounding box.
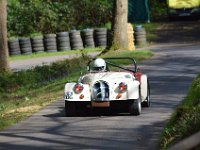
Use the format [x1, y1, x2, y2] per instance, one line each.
[129, 99, 141, 116]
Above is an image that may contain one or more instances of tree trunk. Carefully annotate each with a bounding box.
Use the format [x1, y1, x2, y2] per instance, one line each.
[0, 0, 10, 73]
[110, 0, 128, 50]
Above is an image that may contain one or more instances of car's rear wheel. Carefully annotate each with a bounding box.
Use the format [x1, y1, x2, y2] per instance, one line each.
[129, 99, 141, 116]
[65, 101, 76, 117]
[142, 81, 150, 107]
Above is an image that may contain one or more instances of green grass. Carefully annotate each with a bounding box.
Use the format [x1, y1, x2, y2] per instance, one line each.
[9, 48, 102, 61]
[0, 73, 79, 130]
[159, 74, 200, 149]
[102, 50, 153, 60]
[0, 50, 153, 131]
[101, 50, 153, 68]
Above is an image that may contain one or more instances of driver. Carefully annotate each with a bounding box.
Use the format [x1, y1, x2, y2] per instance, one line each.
[91, 58, 107, 72]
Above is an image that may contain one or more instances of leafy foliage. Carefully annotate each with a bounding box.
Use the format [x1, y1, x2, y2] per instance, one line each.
[149, 0, 168, 21]
[7, 0, 168, 37]
[7, 0, 113, 36]
[159, 74, 200, 149]
[0, 56, 90, 96]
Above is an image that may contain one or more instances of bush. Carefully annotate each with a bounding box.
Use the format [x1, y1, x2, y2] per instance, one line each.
[149, 0, 168, 21]
[7, 0, 113, 37]
[0, 56, 90, 95]
[159, 74, 200, 149]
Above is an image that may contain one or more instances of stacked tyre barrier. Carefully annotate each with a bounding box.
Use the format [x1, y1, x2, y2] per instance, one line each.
[57, 32, 71, 51]
[94, 28, 107, 48]
[82, 29, 95, 48]
[134, 25, 147, 47]
[19, 37, 32, 55]
[44, 34, 57, 52]
[31, 36, 45, 53]
[8, 39, 21, 56]
[8, 28, 110, 56]
[70, 30, 84, 50]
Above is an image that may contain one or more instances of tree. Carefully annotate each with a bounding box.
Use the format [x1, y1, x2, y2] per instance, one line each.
[109, 0, 128, 50]
[0, 0, 9, 73]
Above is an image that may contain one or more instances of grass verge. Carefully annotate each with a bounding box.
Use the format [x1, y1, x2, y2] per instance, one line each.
[0, 50, 153, 131]
[159, 74, 200, 149]
[9, 48, 102, 61]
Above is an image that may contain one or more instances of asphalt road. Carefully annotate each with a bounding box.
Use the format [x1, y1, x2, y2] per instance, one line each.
[10, 52, 100, 72]
[0, 43, 200, 150]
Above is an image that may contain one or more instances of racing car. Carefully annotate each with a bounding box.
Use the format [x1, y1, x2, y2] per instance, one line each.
[64, 57, 150, 116]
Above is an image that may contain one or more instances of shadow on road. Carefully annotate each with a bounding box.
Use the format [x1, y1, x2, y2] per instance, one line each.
[149, 20, 200, 44]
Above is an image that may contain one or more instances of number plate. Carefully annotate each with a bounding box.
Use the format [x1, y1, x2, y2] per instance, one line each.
[65, 92, 73, 99]
[91, 101, 110, 107]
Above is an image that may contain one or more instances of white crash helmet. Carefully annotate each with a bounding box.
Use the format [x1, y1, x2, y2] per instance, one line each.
[91, 58, 106, 71]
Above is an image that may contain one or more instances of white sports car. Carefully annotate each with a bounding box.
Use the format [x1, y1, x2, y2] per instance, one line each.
[64, 57, 150, 116]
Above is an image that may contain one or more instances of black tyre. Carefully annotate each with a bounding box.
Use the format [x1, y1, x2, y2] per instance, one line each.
[9, 51, 21, 56]
[8, 39, 21, 56]
[45, 46, 57, 52]
[19, 38, 32, 54]
[8, 39, 20, 48]
[82, 29, 95, 48]
[70, 30, 84, 50]
[33, 47, 45, 52]
[44, 38, 57, 43]
[57, 37, 70, 42]
[135, 29, 146, 36]
[65, 101, 77, 117]
[32, 43, 44, 48]
[58, 47, 71, 51]
[70, 38, 83, 43]
[142, 81, 150, 107]
[31, 36, 44, 53]
[134, 27, 147, 47]
[44, 34, 57, 52]
[58, 43, 70, 47]
[94, 28, 107, 48]
[129, 99, 141, 116]
[31, 39, 43, 44]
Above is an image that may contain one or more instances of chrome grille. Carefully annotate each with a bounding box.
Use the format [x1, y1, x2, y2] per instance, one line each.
[92, 81, 109, 101]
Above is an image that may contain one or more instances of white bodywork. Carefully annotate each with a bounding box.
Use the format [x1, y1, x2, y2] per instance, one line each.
[64, 71, 148, 102]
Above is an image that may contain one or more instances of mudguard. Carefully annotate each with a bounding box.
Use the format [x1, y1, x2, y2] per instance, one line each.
[140, 74, 148, 102]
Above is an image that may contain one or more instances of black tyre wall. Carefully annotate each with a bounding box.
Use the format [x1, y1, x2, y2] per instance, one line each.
[57, 32, 71, 51]
[94, 28, 107, 48]
[19, 37, 32, 55]
[31, 36, 45, 53]
[69, 30, 84, 50]
[134, 27, 147, 47]
[44, 34, 57, 52]
[8, 39, 21, 56]
[82, 29, 95, 48]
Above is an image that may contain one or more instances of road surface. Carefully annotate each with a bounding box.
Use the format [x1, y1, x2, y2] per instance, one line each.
[0, 42, 200, 150]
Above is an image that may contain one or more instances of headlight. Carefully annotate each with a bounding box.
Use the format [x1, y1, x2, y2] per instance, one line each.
[74, 83, 84, 94]
[118, 82, 127, 93]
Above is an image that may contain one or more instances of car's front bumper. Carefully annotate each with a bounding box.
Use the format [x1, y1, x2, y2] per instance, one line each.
[168, 7, 200, 17]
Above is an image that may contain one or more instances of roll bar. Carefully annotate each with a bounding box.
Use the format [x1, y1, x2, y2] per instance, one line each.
[88, 57, 138, 73]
